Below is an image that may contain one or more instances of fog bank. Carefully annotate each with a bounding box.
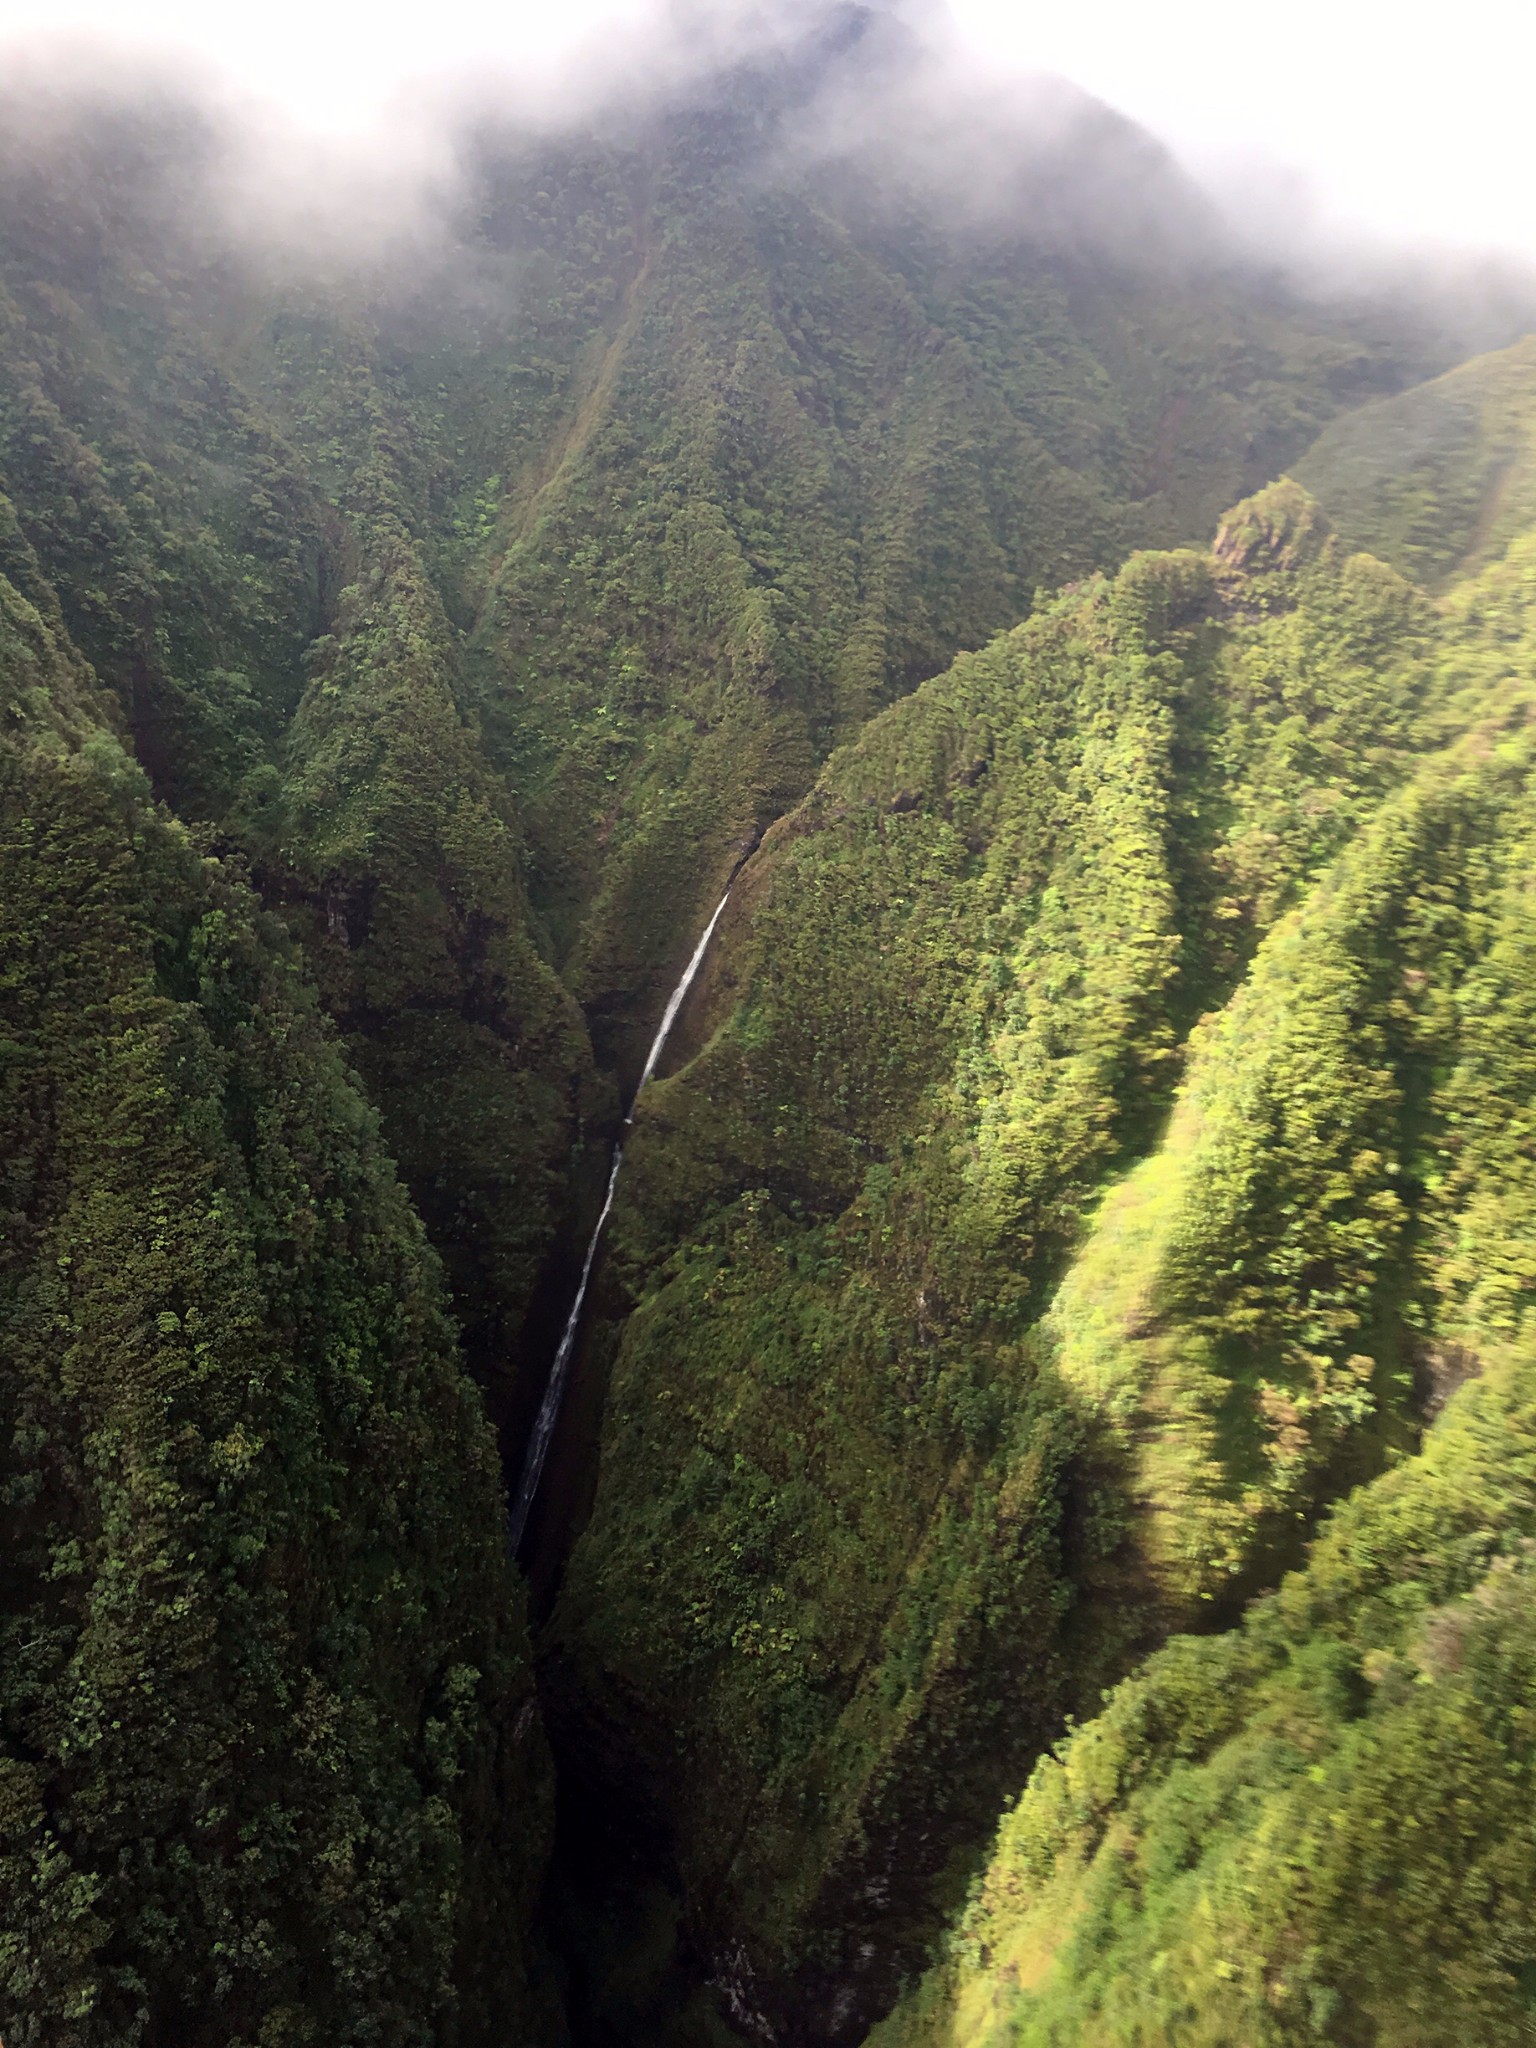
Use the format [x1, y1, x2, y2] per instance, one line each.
[1, 0, 1531, 266]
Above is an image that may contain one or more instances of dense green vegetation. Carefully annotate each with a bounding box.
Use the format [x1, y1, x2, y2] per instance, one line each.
[856, 417, 1536, 2048]
[0, 122, 597, 1411]
[870, 1337, 1536, 2047]
[4, 8, 1536, 2043]
[1299, 331, 1536, 589]
[0, 540, 556, 2043]
[0, 29, 1440, 1418]
[551, 480, 1536, 2038]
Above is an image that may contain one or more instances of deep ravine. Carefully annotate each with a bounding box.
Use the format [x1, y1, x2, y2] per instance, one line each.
[508, 883, 736, 1554]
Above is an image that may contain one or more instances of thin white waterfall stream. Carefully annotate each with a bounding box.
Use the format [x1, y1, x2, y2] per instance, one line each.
[507, 885, 734, 1553]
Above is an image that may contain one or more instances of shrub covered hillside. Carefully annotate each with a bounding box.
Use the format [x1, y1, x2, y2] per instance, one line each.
[0, 10, 1458, 1424]
[0, 521, 557, 2042]
[0, 98, 595, 1425]
[1299, 330, 1536, 592]
[854, 371, 1536, 2048]
[4, 12, 1534, 2045]
[547, 477, 1536, 2040]
[870, 1338, 1536, 2047]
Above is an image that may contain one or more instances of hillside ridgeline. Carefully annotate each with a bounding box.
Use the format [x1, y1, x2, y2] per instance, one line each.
[550, 471, 1536, 2041]
[1, 14, 1534, 2043]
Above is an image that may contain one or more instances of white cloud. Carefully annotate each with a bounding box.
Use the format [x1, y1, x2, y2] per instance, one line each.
[950, 0, 1536, 257]
[0, 0, 653, 129]
[0, 0, 1532, 258]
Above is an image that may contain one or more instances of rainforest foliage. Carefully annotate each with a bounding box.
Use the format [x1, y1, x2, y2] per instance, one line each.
[552, 480, 1536, 2038]
[4, 7, 1536, 2046]
[870, 1337, 1536, 2048]
[0, 19, 1448, 1405]
[856, 457, 1536, 2048]
[1298, 331, 1536, 591]
[0, 549, 556, 2043]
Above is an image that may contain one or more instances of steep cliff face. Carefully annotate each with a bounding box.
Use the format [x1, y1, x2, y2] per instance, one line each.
[0, 138, 596, 1418]
[861, 367, 1536, 2048]
[1, 19, 1531, 2045]
[0, 36, 1447, 1409]
[0, 536, 558, 2045]
[545, 476, 1536, 2038]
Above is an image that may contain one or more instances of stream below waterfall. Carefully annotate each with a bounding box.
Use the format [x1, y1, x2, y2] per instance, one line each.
[508, 883, 735, 1555]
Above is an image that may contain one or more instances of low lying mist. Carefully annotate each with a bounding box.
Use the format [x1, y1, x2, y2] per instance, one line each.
[0, 0, 1530, 356]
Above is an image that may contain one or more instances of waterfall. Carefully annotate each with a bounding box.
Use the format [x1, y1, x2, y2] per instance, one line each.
[632, 887, 733, 1097]
[507, 886, 734, 1554]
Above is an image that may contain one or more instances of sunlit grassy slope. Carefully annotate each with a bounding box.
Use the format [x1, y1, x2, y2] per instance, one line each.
[1298, 330, 1536, 589]
[547, 477, 1536, 2038]
[866, 447, 1536, 2048]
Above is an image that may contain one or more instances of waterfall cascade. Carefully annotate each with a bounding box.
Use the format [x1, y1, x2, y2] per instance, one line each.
[507, 886, 734, 1553]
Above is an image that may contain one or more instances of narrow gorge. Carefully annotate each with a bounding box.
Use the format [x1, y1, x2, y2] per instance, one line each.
[3, 9, 1536, 2047]
[511, 877, 738, 1554]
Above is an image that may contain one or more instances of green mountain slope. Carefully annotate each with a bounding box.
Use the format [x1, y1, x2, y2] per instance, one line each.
[870, 1338, 1536, 2048]
[829, 364, 1536, 2044]
[0, 32, 1459, 1426]
[857, 519, 1536, 2043]
[1298, 330, 1536, 590]
[2, 19, 1532, 2046]
[0, 533, 557, 2043]
[546, 480, 1528, 2036]
[450, 58, 1448, 1074]
[0, 107, 597, 1426]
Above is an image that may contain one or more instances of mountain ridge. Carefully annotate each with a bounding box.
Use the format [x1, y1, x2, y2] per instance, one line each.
[2, 28, 1536, 2045]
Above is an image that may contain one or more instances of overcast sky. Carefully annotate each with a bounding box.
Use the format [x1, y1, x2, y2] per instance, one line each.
[1, 0, 1532, 260]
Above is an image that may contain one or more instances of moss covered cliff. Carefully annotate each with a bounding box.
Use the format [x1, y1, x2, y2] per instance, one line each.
[2, 14, 1534, 2041]
[548, 477, 1536, 2038]
[0, 534, 558, 2043]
